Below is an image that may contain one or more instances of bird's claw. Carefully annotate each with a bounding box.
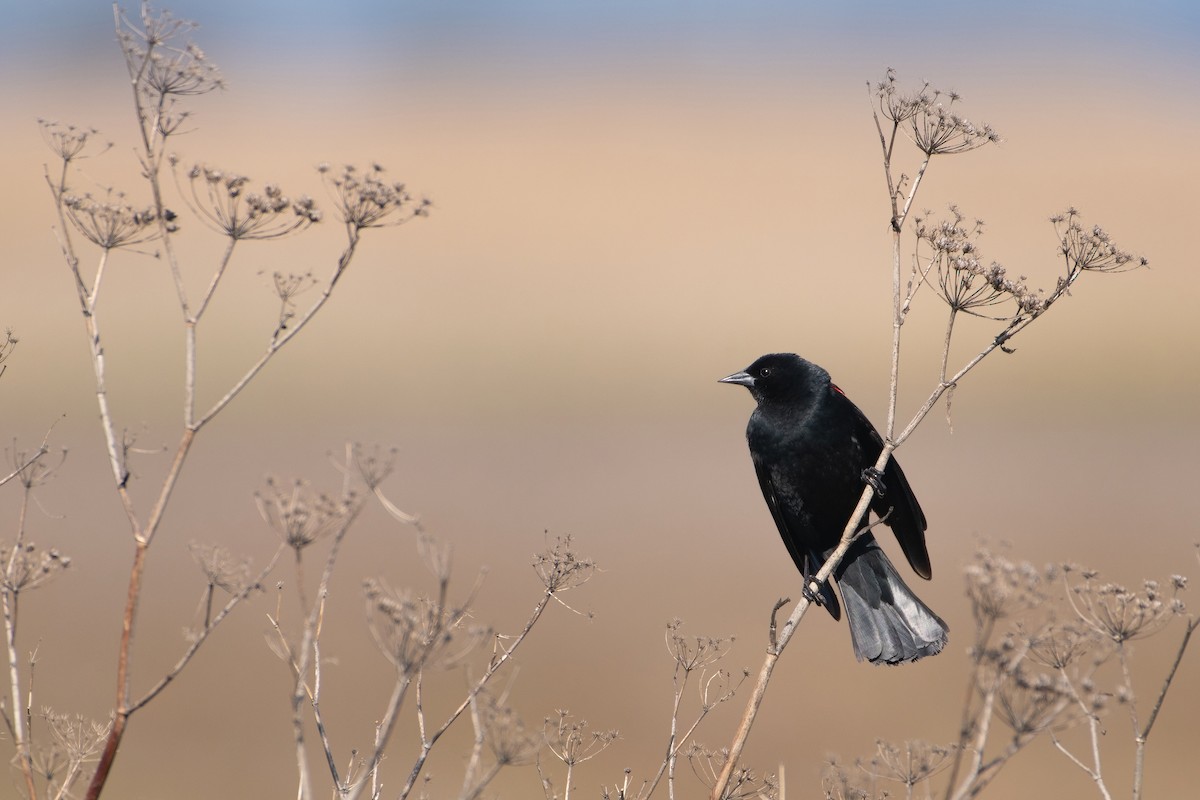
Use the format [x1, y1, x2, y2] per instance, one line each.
[802, 577, 825, 606]
[861, 466, 886, 497]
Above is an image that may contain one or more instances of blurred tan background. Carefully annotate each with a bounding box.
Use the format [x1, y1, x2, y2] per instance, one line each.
[0, 1, 1197, 798]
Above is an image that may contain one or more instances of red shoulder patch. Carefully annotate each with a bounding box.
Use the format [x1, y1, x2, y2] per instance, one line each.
[831, 383, 846, 397]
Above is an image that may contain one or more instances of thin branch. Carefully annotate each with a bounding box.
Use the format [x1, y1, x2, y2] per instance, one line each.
[128, 544, 285, 713]
[397, 589, 555, 799]
[194, 231, 360, 429]
[1133, 616, 1198, 800]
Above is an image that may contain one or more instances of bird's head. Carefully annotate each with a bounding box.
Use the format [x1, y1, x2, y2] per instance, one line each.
[719, 353, 828, 406]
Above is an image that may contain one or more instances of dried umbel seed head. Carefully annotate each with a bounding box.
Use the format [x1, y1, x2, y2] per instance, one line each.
[183, 164, 322, 239]
[532, 533, 596, 593]
[362, 578, 482, 672]
[664, 618, 735, 672]
[188, 541, 256, 595]
[38, 119, 110, 164]
[922, 206, 1049, 318]
[1067, 568, 1186, 643]
[319, 163, 431, 231]
[876, 72, 999, 154]
[1, 542, 71, 593]
[255, 477, 352, 552]
[1053, 208, 1148, 275]
[117, 5, 223, 100]
[62, 191, 166, 250]
[543, 711, 620, 767]
[863, 739, 956, 788]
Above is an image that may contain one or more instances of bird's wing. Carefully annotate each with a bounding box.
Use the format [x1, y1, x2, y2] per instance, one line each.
[751, 453, 842, 619]
[878, 454, 932, 579]
[830, 384, 933, 580]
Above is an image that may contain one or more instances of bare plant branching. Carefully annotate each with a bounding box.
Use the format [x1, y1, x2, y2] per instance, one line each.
[817, 546, 1196, 800]
[709, 70, 1147, 800]
[20, 3, 431, 798]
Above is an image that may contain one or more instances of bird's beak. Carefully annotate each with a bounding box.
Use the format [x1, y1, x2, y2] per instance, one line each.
[719, 370, 754, 387]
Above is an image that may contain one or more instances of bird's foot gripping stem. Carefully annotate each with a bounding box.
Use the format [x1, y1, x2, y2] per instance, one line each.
[861, 466, 886, 497]
[802, 576, 826, 607]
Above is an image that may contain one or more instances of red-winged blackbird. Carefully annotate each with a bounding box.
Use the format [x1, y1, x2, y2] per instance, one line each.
[721, 353, 947, 665]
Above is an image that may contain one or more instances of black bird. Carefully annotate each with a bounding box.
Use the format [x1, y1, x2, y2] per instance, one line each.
[720, 353, 947, 665]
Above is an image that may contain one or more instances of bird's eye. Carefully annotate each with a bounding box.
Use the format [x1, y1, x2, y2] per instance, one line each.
[759, 367, 771, 378]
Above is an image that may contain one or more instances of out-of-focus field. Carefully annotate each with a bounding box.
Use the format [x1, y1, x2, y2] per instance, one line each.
[0, 2, 1197, 798]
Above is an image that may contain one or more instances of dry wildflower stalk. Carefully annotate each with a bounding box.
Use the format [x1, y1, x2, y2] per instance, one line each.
[688, 743, 778, 800]
[710, 71, 1145, 800]
[391, 533, 596, 800]
[27, 4, 430, 799]
[816, 547, 1195, 800]
[1, 431, 68, 800]
[263, 442, 594, 800]
[540, 710, 620, 800]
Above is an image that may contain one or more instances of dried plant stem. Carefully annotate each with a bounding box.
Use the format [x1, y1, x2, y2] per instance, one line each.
[709, 454, 890, 799]
[713, 88, 1018, 796]
[714, 104, 927, 800]
[195, 232, 359, 429]
[3, 481, 38, 800]
[1132, 617, 1198, 800]
[128, 544, 285, 714]
[287, 503, 361, 800]
[0, 446, 50, 491]
[459, 694, 500, 800]
[1051, 667, 1114, 800]
[85, 540, 148, 800]
[397, 588, 555, 799]
[940, 617, 996, 797]
[649, 668, 690, 800]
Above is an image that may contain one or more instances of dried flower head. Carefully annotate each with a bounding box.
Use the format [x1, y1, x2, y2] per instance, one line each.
[911, 104, 999, 155]
[862, 739, 955, 789]
[1052, 208, 1148, 276]
[687, 743, 778, 800]
[38, 119, 111, 164]
[42, 708, 112, 765]
[543, 710, 620, 767]
[1065, 567, 1187, 643]
[188, 541, 255, 595]
[62, 190, 168, 250]
[479, 697, 541, 767]
[0, 329, 16, 379]
[8, 439, 66, 490]
[183, 164, 321, 239]
[255, 477, 352, 552]
[665, 618, 735, 673]
[533, 533, 596, 593]
[362, 578, 482, 672]
[877, 72, 998, 154]
[319, 163, 431, 231]
[1026, 621, 1095, 669]
[919, 206, 1047, 317]
[994, 669, 1071, 736]
[964, 546, 1051, 625]
[118, 3, 223, 99]
[821, 757, 876, 800]
[873, 68, 930, 124]
[1, 542, 71, 593]
[350, 442, 400, 491]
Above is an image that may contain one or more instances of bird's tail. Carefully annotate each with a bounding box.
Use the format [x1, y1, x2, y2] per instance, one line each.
[834, 535, 948, 665]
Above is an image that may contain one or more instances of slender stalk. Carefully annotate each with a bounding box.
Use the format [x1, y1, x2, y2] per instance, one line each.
[196, 232, 359, 429]
[85, 540, 147, 800]
[128, 544, 285, 714]
[397, 589, 554, 799]
[3, 484, 38, 800]
[645, 665, 690, 799]
[1132, 618, 1198, 800]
